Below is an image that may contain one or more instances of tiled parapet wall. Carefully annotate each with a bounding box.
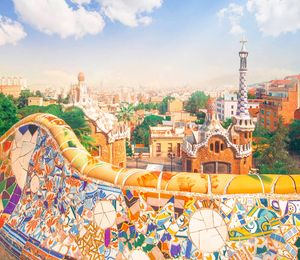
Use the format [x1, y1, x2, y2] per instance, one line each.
[0, 114, 299, 259]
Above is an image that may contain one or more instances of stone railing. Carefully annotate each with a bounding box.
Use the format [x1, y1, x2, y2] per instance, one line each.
[0, 113, 299, 259]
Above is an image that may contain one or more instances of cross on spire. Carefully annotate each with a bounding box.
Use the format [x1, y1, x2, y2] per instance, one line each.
[240, 36, 247, 52]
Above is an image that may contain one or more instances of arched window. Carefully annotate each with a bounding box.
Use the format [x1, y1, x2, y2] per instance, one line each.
[215, 141, 220, 153]
[156, 143, 161, 153]
[221, 143, 224, 151]
[210, 143, 214, 151]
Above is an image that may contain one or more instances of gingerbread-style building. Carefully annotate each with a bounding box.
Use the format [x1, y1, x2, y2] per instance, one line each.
[70, 72, 128, 167]
[182, 40, 255, 174]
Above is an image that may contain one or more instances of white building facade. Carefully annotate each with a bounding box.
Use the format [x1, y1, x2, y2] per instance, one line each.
[216, 93, 238, 121]
[217, 92, 260, 121]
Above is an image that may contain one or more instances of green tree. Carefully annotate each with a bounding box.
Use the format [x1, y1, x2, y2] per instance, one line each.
[117, 102, 134, 124]
[61, 107, 95, 151]
[289, 120, 300, 154]
[196, 111, 206, 120]
[143, 115, 164, 126]
[135, 102, 159, 112]
[195, 119, 205, 125]
[222, 118, 233, 129]
[17, 89, 34, 108]
[185, 91, 209, 114]
[135, 103, 145, 111]
[255, 118, 296, 174]
[63, 93, 71, 104]
[35, 90, 43, 97]
[247, 93, 256, 99]
[132, 115, 163, 146]
[253, 123, 272, 139]
[158, 96, 174, 115]
[45, 104, 63, 117]
[126, 141, 133, 157]
[252, 124, 272, 162]
[18, 104, 63, 119]
[57, 94, 63, 104]
[145, 102, 158, 111]
[7, 95, 16, 103]
[0, 94, 19, 136]
[17, 104, 95, 151]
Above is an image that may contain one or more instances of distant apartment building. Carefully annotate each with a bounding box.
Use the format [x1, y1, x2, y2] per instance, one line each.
[165, 98, 196, 123]
[28, 96, 43, 106]
[256, 87, 267, 99]
[217, 93, 260, 121]
[149, 123, 185, 157]
[138, 94, 148, 104]
[216, 93, 238, 121]
[285, 74, 300, 106]
[112, 94, 120, 104]
[150, 96, 163, 104]
[167, 98, 183, 112]
[259, 80, 299, 131]
[28, 96, 57, 106]
[44, 88, 59, 99]
[28, 97, 44, 106]
[169, 111, 197, 123]
[0, 77, 26, 98]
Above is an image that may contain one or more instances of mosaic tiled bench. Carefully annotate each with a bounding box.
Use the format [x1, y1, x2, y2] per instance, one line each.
[0, 113, 299, 259]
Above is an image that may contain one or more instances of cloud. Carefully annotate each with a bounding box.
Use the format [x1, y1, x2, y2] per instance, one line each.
[71, 0, 92, 5]
[247, 0, 300, 36]
[217, 3, 244, 35]
[98, 0, 163, 27]
[12, 0, 105, 38]
[0, 16, 26, 46]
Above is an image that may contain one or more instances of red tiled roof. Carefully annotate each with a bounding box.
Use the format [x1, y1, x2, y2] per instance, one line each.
[269, 79, 291, 85]
[285, 74, 300, 80]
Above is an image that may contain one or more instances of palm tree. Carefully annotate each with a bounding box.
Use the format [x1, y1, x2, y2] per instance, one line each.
[61, 107, 96, 151]
[116, 102, 134, 125]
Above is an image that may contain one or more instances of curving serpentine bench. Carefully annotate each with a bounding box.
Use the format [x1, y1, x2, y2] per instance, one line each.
[0, 113, 299, 259]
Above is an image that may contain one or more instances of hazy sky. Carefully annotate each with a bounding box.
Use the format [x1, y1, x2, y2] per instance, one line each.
[0, 0, 299, 91]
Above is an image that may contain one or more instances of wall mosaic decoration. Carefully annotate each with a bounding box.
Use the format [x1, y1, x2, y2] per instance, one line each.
[0, 114, 299, 259]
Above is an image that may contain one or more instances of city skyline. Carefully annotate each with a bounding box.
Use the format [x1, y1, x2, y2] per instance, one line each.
[0, 0, 299, 90]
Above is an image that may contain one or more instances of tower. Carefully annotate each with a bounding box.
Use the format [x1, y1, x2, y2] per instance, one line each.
[233, 39, 255, 130]
[182, 39, 256, 174]
[72, 72, 92, 105]
[229, 38, 255, 174]
[237, 38, 250, 118]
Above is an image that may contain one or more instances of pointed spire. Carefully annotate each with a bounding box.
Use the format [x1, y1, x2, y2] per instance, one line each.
[200, 97, 226, 134]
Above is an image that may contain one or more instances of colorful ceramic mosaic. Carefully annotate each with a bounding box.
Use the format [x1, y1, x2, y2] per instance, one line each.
[0, 113, 299, 259]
